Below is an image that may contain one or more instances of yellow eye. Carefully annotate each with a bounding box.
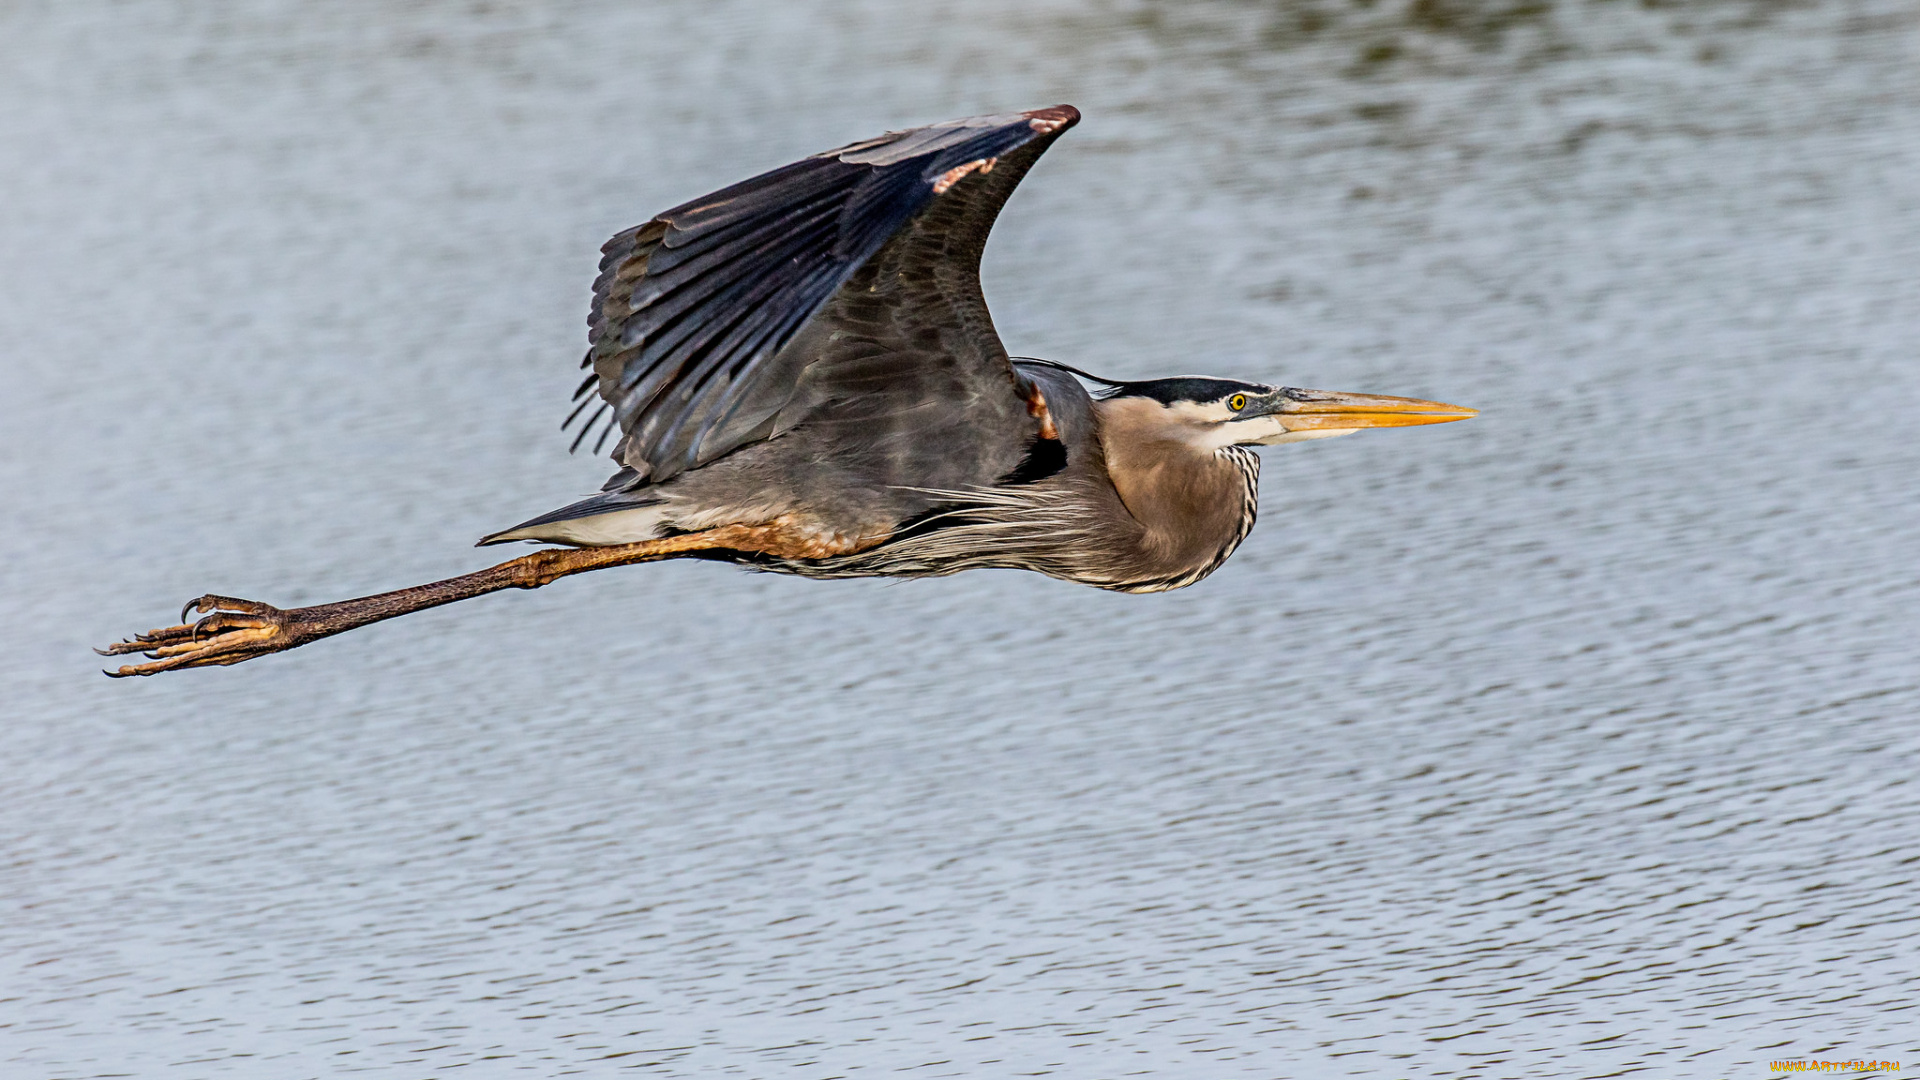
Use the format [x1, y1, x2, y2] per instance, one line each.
[1227, 394, 1248, 412]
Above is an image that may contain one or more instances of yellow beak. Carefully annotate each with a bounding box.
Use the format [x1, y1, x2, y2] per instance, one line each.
[1274, 389, 1478, 431]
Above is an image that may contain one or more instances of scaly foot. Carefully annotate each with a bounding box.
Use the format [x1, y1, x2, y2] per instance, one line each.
[97, 595, 302, 677]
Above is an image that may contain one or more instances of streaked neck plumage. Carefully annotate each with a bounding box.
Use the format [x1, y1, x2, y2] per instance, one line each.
[1093, 396, 1260, 591]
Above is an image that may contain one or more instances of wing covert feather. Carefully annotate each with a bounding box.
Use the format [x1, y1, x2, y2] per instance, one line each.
[577, 106, 1080, 481]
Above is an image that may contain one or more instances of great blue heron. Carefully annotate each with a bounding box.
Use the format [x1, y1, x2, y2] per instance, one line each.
[100, 105, 1474, 677]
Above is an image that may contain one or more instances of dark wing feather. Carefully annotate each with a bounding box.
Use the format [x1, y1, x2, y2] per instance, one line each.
[577, 106, 1080, 482]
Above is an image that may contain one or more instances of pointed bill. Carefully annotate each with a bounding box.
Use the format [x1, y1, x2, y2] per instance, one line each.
[1274, 389, 1478, 431]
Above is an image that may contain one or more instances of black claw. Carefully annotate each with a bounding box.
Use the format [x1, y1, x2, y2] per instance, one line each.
[181, 598, 201, 625]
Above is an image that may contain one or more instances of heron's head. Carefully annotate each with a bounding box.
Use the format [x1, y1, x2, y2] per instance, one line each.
[1101, 377, 1476, 450]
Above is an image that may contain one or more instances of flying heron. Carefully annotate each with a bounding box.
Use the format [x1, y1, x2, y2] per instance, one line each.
[100, 105, 1475, 677]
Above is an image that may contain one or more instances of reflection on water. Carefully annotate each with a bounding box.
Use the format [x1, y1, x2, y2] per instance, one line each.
[3, 0, 1918, 1076]
[1101, 0, 1807, 77]
[1137, 0, 1562, 63]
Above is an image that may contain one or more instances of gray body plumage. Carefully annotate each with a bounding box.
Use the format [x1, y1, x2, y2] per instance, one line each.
[482, 105, 1469, 592]
[757, 363, 1262, 593]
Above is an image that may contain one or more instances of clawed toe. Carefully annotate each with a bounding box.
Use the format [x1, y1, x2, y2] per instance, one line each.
[181, 594, 280, 624]
[99, 595, 294, 676]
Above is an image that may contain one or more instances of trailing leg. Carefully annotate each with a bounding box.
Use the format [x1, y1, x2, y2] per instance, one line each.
[97, 531, 732, 677]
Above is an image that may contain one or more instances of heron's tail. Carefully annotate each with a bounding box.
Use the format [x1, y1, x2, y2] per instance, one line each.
[477, 489, 666, 547]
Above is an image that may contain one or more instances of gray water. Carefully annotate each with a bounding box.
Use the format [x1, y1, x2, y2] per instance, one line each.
[4, 2, 1918, 1077]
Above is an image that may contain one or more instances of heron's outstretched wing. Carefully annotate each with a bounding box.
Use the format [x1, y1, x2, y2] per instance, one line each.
[572, 105, 1079, 483]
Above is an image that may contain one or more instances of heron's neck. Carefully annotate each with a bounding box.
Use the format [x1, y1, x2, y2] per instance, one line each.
[1093, 398, 1260, 576]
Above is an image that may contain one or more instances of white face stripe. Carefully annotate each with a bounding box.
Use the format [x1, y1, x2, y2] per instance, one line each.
[1159, 399, 1240, 424]
[1147, 397, 1367, 450]
[1152, 400, 1244, 451]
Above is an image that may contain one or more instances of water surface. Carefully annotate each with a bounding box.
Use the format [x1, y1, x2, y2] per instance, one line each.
[3, 1, 1917, 1076]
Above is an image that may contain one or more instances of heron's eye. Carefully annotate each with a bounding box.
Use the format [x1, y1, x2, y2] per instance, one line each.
[1227, 394, 1248, 412]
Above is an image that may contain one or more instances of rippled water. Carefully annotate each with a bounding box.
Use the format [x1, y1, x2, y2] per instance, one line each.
[4, 1, 1918, 1076]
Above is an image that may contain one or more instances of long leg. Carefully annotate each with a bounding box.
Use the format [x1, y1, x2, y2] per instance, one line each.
[97, 527, 760, 677]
